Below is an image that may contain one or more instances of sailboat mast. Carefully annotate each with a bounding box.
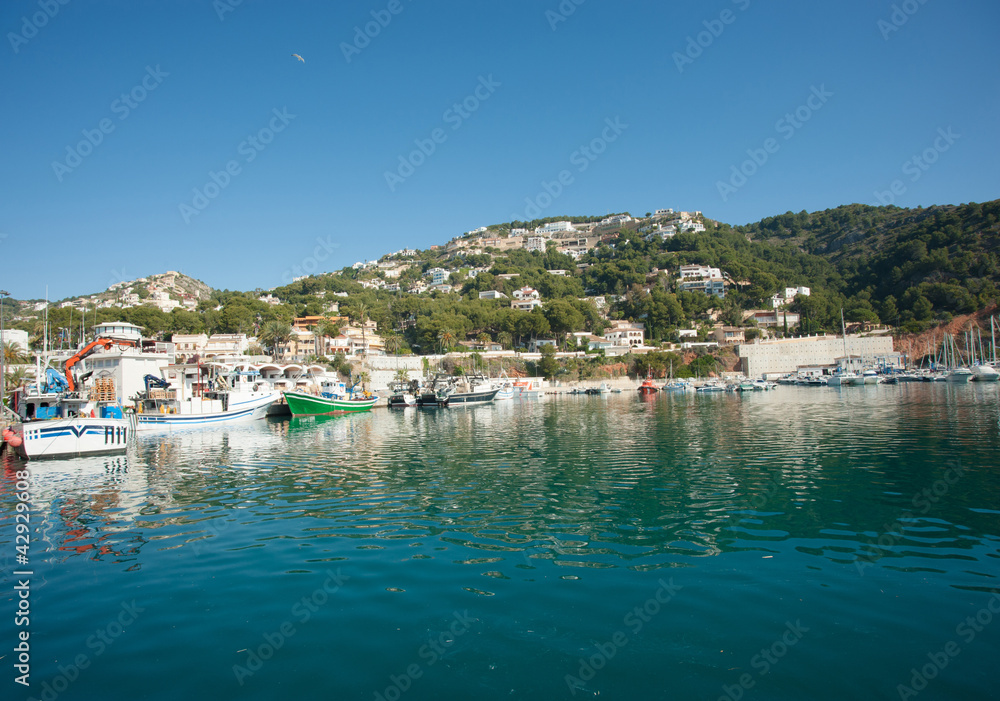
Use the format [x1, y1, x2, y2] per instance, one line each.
[840, 309, 848, 370]
[992, 316, 997, 364]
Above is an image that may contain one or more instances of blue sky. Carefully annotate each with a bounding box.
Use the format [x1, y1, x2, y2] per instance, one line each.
[2, 0, 998, 300]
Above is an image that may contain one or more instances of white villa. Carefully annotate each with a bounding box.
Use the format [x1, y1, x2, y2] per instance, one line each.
[511, 287, 542, 312]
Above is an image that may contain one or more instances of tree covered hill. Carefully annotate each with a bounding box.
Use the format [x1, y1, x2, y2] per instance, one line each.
[6, 201, 998, 351]
[740, 200, 1000, 331]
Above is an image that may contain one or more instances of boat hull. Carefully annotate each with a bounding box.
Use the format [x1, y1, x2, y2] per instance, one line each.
[136, 393, 278, 430]
[387, 393, 417, 408]
[971, 366, 1000, 382]
[441, 388, 500, 406]
[10, 416, 134, 460]
[284, 391, 377, 416]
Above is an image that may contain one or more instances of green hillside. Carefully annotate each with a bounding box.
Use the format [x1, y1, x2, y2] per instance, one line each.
[740, 200, 1000, 331]
[6, 201, 999, 353]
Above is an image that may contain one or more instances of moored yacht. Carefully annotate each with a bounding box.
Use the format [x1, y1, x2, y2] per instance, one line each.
[970, 364, 999, 382]
[946, 367, 974, 384]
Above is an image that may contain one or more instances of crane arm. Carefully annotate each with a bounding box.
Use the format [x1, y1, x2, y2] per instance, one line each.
[64, 338, 140, 392]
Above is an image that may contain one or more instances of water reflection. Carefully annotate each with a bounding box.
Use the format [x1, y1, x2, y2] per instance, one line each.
[1, 384, 998, 579]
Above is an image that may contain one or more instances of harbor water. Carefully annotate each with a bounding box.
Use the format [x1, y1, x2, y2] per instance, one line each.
[2, 383, 999, 700]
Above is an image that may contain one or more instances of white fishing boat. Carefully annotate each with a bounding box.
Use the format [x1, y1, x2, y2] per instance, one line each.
[6, 367, 135, 460]
[493, 372, 515, 400]
[133, 364, 279, 431]
[663, 380, 694, 392]
[695, 380, 726, 393]
[387, 379, 419, 408]
[513, 378, 543, 399]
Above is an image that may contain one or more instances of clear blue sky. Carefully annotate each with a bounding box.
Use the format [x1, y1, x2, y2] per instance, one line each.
[2, 0, 998, 300]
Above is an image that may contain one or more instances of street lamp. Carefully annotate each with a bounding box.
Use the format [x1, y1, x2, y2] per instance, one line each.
[1, 290, 9, 412]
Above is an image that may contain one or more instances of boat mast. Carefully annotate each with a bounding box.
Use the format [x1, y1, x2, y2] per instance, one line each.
[840, 309, 849, 372]
[992, 316, 997, 364]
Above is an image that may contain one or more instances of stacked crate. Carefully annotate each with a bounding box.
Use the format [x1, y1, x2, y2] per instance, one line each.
[89, 378, 117, 402]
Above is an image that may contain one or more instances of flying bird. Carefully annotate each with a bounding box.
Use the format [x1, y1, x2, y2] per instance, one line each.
[291, 53, 305, 63]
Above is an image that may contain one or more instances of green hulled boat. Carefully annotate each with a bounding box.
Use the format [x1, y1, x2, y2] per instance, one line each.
[283, 390, 378, 416]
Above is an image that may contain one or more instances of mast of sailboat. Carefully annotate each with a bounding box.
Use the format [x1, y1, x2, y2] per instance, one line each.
[840, 309, 849, 372]
[992, 316, 997, 364]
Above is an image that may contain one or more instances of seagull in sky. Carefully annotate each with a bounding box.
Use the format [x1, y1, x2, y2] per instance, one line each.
[291, 53, 305, 63]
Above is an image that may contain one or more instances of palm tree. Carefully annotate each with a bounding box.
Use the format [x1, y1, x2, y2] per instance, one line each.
[3, 341, 29, 365]
[259, 320, 293, 360]
[316, 319, 343, 357]
[357, 370, 371, 391]
[383, 331, 401, 356]
[351, 303, 369, 356]
[477, 332, 492, 349]
[3, 366, 30, 406]
[497, 331, 513, 350]
[437, 328, 454, 354]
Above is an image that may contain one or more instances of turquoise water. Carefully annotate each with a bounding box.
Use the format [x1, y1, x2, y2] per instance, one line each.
[2, 384, 999, 700]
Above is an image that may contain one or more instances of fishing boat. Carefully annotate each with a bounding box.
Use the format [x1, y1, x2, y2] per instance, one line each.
[386, 379, 419, 408]
[493, 372, 515, 400]
[417, 373, 454, 407]
[133, 365, 279, 430]
[6, 366, 135, 460]
[439, 374, 500, 406]
[283, 387, 377, 415]
[695, 381, 726, 393]
[586, 382, 611, 395]
[663, 380, 693, 392]
[512, 378, 543, 399]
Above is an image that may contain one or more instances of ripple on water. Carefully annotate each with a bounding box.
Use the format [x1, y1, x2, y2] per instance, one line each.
[3, 386, 999, 699]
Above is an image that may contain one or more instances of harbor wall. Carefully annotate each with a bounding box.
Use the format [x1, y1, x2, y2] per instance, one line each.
[737, 334, 895, 378]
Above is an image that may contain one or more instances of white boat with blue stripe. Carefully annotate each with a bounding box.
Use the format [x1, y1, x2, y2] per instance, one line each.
[7, 369, 135, 460]
[133, 364, 279, 431]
